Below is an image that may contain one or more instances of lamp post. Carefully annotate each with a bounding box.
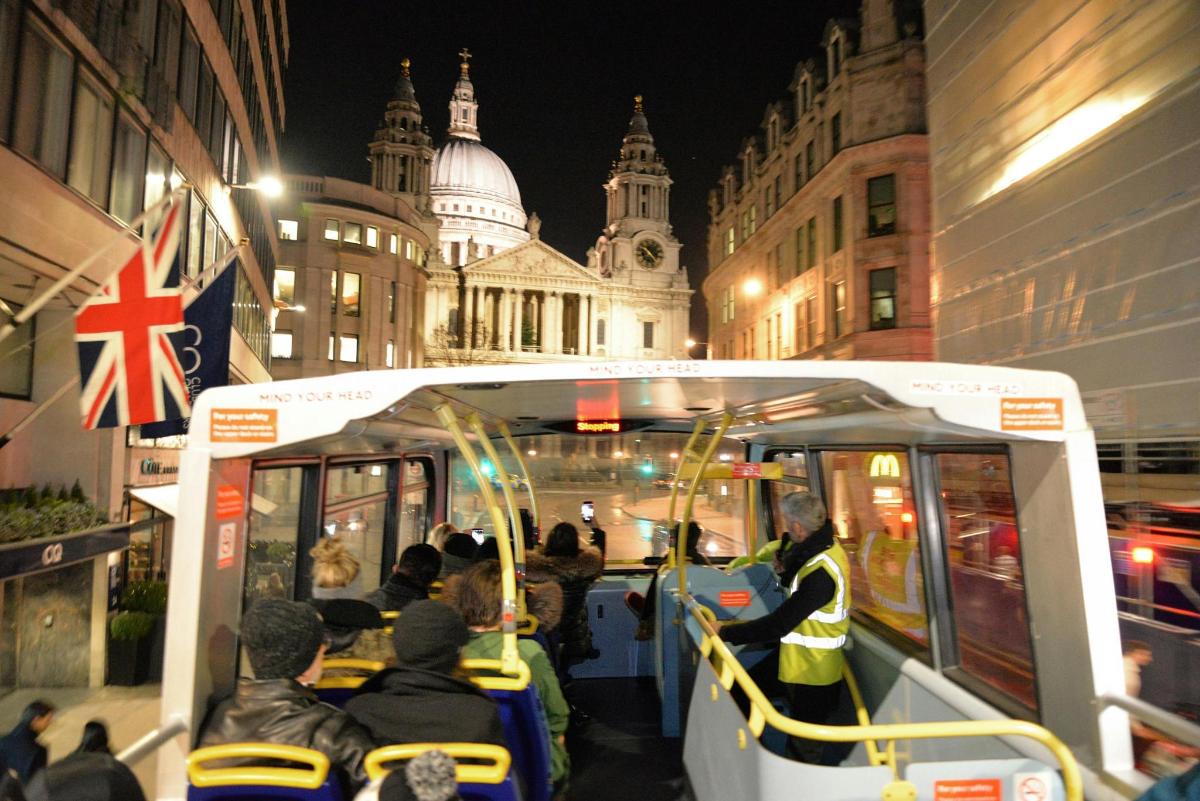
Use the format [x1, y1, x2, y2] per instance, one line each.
[684, 338, 711, 359]
[225, 176, 284, 198]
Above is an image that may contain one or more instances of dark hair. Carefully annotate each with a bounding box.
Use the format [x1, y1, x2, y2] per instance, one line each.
[473, 537, 500, 562]
[518, 508, 539, 550]
[397, 544, 442, 587]
[19, 700, 54, 728]
[669, 521, 704, 554]
[543, 522, 580, 558]
[451, 560, 503, 628]
[74, 720, 110, 754]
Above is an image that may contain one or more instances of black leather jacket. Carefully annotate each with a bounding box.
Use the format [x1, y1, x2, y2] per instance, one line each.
[199, 678, 374, 789]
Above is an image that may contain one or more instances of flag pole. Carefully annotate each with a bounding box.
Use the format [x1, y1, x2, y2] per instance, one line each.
[0, 186, 189, 347]
[0, 243, 246, 450]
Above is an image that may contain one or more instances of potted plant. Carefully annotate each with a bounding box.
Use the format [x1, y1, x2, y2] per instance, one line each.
[107, 580, 168, 685]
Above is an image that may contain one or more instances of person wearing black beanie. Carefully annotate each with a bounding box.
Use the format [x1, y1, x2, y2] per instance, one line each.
[345, 600, 505, 749]
[199, 600, 375, 792]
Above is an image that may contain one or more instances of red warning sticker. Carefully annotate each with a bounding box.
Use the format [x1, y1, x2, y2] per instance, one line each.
[934, 780, 1001, 801]
[719, 590, 752, 607]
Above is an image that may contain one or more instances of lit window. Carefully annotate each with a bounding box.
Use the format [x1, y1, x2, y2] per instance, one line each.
[366, 226, 379, 248]
[386, 340, 394, 368]
[405, 239, 414, 260]
[273, 268, 295, 306]
[724, 227, 735, 255]
[870, 268, 897, 331]
[832, 281, 847, 338]
[806, 295, 818, 349]
[343, 222, 362, 245]
[327, 333, 334, 360]
[330, 272, 337, 314]
[278, 219, 298, 240]
[868, 174, 897, 237]
[342, 272, 361, 317]
[110, 111, 147, 224]
[324, 219, 339, 241]
[388, 281, 396, 323]
[389, 233, 398, 254]
[339, 334, 358, 362]
[270, 331, 293, 359]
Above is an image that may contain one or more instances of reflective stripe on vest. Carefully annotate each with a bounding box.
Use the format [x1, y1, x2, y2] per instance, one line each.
[778, 542, 851, 685]
[780, 632, 847, 649]
[792, 552, 848, 624]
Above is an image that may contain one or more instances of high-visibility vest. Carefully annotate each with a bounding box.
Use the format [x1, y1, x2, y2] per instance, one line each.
[779, 541, 850, 686]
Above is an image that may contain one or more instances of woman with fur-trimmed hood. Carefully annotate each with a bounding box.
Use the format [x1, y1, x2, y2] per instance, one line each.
[525, 522, 604, 661]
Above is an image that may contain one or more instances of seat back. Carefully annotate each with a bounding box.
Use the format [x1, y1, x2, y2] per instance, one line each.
[365, 743, 521, 801]
[485, 687, 551, 801]
[186, 743, 341, 801]
[313, 658, 384, 708]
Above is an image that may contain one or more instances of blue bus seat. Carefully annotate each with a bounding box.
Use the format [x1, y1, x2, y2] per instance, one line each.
[365, 743, 522, 801]
[313, 658, 385, 708]
[186, 743, 342, 801]
[485, 686, 551, 801]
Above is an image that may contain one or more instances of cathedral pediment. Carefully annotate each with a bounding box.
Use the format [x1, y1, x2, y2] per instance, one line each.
[462, 239, 599, 284]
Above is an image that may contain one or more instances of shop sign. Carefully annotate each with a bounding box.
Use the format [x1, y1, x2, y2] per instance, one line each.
[127, 447, 181, 487]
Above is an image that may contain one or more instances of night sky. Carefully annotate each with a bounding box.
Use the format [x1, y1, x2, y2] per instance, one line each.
[283, 2, 860, 337]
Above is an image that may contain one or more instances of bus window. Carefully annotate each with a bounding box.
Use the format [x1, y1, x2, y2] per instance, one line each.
[820, 450, 930, 652]
[322, 462, 394, 593]
[245, 466, 307, 606]
[766, 450, 810, 545]
[398, 458, 432, 551]
[936, 452, 1036, 711]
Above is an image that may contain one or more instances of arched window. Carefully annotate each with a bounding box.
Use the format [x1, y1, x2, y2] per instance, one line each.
[400, 118, 408, 130]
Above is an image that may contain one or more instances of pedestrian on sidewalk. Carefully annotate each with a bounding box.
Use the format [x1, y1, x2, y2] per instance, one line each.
[0, 700, 55, 784]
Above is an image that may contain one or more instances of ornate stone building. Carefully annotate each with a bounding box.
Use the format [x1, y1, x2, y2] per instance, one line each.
[703, 0, 931, 362]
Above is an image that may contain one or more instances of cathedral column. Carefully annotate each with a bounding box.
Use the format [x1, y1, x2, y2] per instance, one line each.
[539, 293, 550, 353]
[577, 294, 588, 356]
[512, 290, 524, 352]
[463, 285, 476, 348]
[483, 288, 494, 348]
[499, 289, 512, 352]
[551, 292, 563, 354]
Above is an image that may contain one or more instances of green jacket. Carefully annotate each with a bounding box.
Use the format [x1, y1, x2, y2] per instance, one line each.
[461, 632, 570, 783]
[727, 538, 782, 570]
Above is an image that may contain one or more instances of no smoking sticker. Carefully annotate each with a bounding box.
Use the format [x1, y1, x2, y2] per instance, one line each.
[1014, 772, 1053, 801]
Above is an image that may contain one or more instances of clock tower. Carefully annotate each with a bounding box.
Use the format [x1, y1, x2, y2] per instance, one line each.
[594, 96, 682, 279]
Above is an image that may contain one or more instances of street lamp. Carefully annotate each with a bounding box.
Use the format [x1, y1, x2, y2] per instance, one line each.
[226, 175, 284, 198]
[743, 277, 763, 297]
[684, 338, 710, 359]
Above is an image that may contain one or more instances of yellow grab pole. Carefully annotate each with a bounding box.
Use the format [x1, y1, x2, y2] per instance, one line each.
[497, 422, 540, 538]
[746, 478, 760, 560]
[677, 413, 733, 596]
[667, 418, 707, 527]
[435, 405, 520, 676]
[467, 413, 527, 621]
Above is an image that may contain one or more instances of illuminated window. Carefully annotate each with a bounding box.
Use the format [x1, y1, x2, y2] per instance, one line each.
[323, 219, 339, 241]
[327, 333, 334, 360]
[386, 340, 394, 368]
[270, 331, 293, 359]
[389, 233, 398, 254]
[366, 226, 379, 248]
[343, 222, 362, 245]
[339, 334, 358, 362]
[869, 268, 897, 331]
[832, 281, 847, 338]
[278, 219, 298, 240]
[341, 272, 361, 317]
[806, 295, 817, 350]
[867, 174, 896, 237]
[724, 227, 734, 255]
[388, 281, 396, 323]
[405, 239, 414, 260]
[273, 268, 295, 306]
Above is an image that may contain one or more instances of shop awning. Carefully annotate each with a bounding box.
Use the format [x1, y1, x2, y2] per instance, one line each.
[128, 484, 277, 518]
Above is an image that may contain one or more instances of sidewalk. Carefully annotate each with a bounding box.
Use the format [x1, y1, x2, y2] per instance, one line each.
[0, 684, 161, 794]
[619, 494, 737, 542]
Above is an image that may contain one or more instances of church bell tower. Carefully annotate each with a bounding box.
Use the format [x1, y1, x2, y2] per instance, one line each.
[369, 58, 435, 199]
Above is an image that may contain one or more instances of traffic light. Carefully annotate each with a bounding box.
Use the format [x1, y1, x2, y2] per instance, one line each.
[640, 456, 654, 475]
[480, 459, 494, 477]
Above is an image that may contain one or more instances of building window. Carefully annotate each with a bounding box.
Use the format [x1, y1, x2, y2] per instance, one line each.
[805, 140, 815, 181]
[0, 299, 33, 399]
[748, 204, 757, 236]
[766, 316, 773, 359]
[270, 331, 293, 359]
[776, 241, 787, 283]
[0, 0, 20, 141]
[405, 239, 414, 260]
[339, 335, 358, 362]
[144, 142, 169, 213]
[749, 326, 756, 359]
[806, 217, 817, 270]
[388, 281, 396, 323]
[278, 219, 298, 240]
[806, 295, 818, 349]
[830, 35, 843, 77]
[794, 228, 804, 274]
[178, 25, 199, 119]
[13, 18, 72, 178]
[775, 312, 783, 358]
[389, 233, 398, 254]
[386, 340, 394, 368]
[273, 268, 295, 306]
[597, 318, 606, 346]
[324, 219, 339, 241]
[723, 286, 736, 323]
[832, 196, 844, 252]
[366, 226, 379, 248]
[831, 112, 841, 155]
[343, 222, 362, 245]
[764, 188, 774, 219]
[870, 268, 897, 330]
[794, 302, 804, 352]
[868, 174, 897, 237]
[67, 72, 114, 204]
[330, 272, 338, 315]
[341, 272, 361, 317]
[724, 227, 735, 255]
[642, 321, 655, 349]
[832, 281, 847, 338]
[793, 155, 802, 192]
[110, 112, 147, 224]
[187, 191, 204, 278]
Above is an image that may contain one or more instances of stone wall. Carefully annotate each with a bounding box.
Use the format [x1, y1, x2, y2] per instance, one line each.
[0, 561, 94, 694]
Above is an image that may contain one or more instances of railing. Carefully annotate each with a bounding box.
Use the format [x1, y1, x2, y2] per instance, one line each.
[1098, 693, 1200, 748]
[684, 599, 1085, 801]
[116, 716, 188, 767]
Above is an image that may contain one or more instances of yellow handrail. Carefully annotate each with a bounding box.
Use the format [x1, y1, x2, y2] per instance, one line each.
[684, 601, 1082, 801]
[497, 421, 539, 537]
[365, 742, 512, 784]
[467, 412, 527, 621]
[187, 743, 329, 788]
[315, 658, 386, 690]
[461, 657, 533, 692]
[676, 413, 733, 594]
[667, 418, 708, 536]
[516, 612, 539, 636]
[435, 404, 520, 677]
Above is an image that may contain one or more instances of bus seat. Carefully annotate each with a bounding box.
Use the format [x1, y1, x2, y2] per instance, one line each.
[463, 660, 552, 801]
[365, 743, 521, 801]
[186, 743, 342, 801]
[314, 659, 385, 708]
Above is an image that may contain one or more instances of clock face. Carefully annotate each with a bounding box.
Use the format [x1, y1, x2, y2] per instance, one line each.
[635, 239, 664, 269]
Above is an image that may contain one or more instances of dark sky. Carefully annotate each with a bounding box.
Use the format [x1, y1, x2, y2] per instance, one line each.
[282, 1, 859, 338]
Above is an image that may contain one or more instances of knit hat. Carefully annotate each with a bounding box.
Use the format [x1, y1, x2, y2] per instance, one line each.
[391, 600, 468, 673]
[241, 600, 326, 680]
[379, 749, 460, 801]
[442, 532, 478, 560]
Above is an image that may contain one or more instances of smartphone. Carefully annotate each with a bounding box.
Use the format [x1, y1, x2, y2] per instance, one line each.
[470, 528, 486, 545]
[581, 500, 594, 523]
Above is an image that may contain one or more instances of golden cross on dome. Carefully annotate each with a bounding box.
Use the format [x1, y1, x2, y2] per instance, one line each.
[459, 48, 472, 76]
[400, 57, 410, 77]
[634, 94, 644, 113]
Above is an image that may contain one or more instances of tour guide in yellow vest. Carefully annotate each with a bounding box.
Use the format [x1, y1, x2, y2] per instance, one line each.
[716, 491, 850, 764]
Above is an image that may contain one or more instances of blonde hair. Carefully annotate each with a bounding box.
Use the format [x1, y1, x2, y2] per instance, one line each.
[310, 537, 360, 588]
[427, 521, 458, 550]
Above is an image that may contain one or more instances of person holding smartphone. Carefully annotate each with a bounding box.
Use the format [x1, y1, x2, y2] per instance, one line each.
[526, 517, 605, 667]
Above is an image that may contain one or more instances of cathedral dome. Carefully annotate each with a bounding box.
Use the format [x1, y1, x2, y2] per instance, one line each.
[431, 138, 523, 208]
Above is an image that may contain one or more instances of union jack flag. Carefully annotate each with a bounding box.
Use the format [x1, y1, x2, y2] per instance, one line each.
[75, 201, 190, 429]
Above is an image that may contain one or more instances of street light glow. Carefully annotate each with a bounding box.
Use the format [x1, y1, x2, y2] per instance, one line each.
[685, 338, 697, 348]
[743, 278, 763, 296]
[255, 176, 284, 197]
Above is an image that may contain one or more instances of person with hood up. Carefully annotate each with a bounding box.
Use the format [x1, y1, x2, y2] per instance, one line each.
[200, 599, 375, 791]
[345, 600, 505, 748]
[366, 544, 442, 612]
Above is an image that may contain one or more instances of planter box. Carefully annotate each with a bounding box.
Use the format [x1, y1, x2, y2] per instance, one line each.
[107, 617, 166, 686]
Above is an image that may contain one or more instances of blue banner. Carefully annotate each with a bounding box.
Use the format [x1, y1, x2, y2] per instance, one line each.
[140, 260, 237, 439]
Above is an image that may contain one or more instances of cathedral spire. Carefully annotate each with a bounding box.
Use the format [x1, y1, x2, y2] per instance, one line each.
[626, 94, 652, 139]
[393, 57, 417, 104]
[448, 48, 481, 141]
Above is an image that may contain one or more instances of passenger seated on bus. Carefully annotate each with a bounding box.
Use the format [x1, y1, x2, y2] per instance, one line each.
[526, 522, 604, 663]
[311, 536, 364, 600]
[447, 560, 571, 790]
[310, 598, 392, 664]
[625, 522, 711, 641]
[367, 544, 443, 612]
[714, 492, 850, 765]
[345, 600, 505, 748]
[439, 532, 478, 578]
[200, 599, 374, 790]
[23, 751, 145, 801]
[427, 522, 458, 551]
[353, 748, 460, 801]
